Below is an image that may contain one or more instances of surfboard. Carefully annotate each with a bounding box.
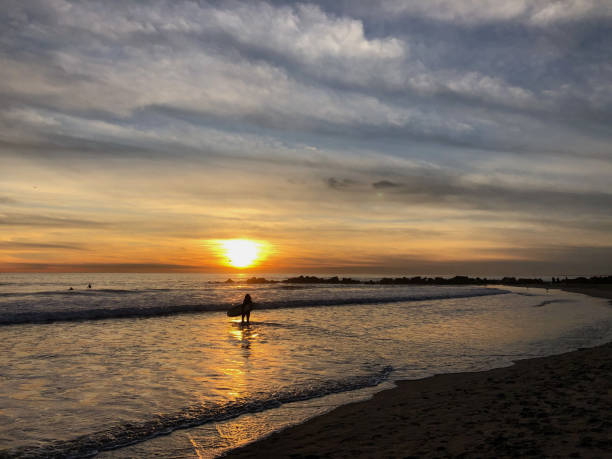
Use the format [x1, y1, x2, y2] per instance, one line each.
[227, 304, 254, 317]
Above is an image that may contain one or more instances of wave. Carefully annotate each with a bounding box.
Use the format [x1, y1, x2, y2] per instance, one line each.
[0, 289, 508, 326]
[3, 366, 393, 458]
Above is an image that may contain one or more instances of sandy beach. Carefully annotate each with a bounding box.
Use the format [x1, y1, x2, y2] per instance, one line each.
[226, 286, 612, 458]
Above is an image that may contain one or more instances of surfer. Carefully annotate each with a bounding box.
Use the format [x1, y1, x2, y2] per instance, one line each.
[241, 294, 253, 324]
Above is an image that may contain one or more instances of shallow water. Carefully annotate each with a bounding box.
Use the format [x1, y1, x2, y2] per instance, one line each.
[1, 274, 611, 457]
[0, 273, 501, 324]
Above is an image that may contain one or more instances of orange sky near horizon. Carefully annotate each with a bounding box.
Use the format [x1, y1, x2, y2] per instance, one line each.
[1, 153, 610, 276]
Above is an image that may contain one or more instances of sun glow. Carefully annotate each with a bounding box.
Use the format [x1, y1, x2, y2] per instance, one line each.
[217, 239, 265, 268]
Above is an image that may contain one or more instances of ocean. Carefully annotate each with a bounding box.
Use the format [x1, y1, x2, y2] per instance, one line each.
[1, 273, 611, 458]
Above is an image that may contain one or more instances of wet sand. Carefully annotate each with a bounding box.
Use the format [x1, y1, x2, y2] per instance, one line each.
[558, 285, 612, 301]
[225, 286, 612, 458]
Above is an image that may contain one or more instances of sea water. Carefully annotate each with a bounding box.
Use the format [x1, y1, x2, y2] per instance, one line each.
[1, 273, 611, 457]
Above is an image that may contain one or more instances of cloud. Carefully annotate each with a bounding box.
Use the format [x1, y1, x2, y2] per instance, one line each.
[0, 262, 199, 273]
[356, 0, 612, 26]
[326, 177, 358, 190]
[207, 2, 405, 60]
[0, 1, 611, 274]
[362, 171, 612, 216]
[0, 241, 87, 250]
[0, 196, 18, 205]
[372, 180, 400, 189]
[2, 0, 611, 160]
[240, 245, 612, 276]
[0, 213, 109, 228]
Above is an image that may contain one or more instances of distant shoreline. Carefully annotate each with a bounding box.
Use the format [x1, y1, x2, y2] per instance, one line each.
[226, 274, 612, 288]
[225, 285, 612, 458]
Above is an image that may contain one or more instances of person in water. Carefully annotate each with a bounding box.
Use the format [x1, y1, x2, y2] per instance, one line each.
[241, 294, 253, 324]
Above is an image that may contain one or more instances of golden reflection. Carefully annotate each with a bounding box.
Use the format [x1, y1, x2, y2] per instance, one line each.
[221, 367, 244, 376]
[223, 322, 261, 400]
[229, 322, 258, 350]
[187, 433, 204, 459]
[216, 418, 267, 447]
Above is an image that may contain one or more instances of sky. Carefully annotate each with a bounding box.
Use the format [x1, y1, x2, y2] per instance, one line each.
[1, 0, 611, 276]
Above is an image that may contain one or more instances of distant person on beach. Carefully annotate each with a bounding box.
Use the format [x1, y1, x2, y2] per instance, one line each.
[241, 294, 253, 324]
[88, 283, 92, 289]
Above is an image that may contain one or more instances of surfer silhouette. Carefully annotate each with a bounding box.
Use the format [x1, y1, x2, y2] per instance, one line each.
[241, 294, 253, 324]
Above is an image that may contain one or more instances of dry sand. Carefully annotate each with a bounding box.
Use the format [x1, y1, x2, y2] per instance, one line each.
[225, 286, 612, 458]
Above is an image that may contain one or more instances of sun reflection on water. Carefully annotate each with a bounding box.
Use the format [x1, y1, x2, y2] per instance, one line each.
[223, 322, 263, 399]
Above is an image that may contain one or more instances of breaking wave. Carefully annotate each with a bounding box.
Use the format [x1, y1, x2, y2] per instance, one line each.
[0, 289, 507, 325]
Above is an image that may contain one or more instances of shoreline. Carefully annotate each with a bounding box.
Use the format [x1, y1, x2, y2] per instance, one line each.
[225, 286, 612, 458]
[559, 285, 612, 301]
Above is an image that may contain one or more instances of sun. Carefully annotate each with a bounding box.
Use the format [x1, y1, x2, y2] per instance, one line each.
[219, 239, 262, 268]
[207, 238, 271, 269]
